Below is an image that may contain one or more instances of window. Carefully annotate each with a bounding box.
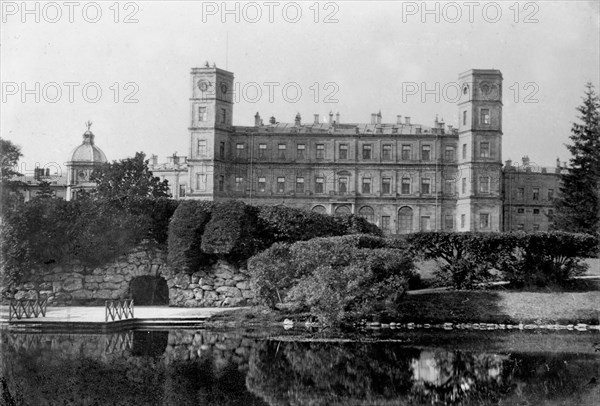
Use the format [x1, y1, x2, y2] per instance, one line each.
[401, 145, 411, 160]
[362, 177, 371, 194]
[462, 178, 467, 194]
[297, 144, 305, 159]
[382, 144, 392, 160]
[198, 106, 207, 122]
[362, 144, 372, 159]
[196, 173, 206, 191]
[532, 187, 540, 201]
[421, 178, 431, 194]
[533, 224, 540, 231]
[479, 213, 490, 229]
[338, 176, 348, 193]
[421, 145, 431, 161]
[517, 224, 524, 231]
[479, 176, 490, 194]
[517, 188, 524, 200]
[445, 214, 454, 230]
[277, 177, 285, 193]
[461, 214, 466, 229]
[480, 108, 490, 125]
[533, 208, 540, 215]
[258, 143, 267, 158]
[548, 189, 554, 200]
[339, 144, 348, 159]
[462, 143, 467, 159]
[236, 143, 245, 157]
[315, 177, 324, 193]
[218, 175, 224, 192]
[179, 185, 186, 197]
[420, 216, 431, 232]
[444, 146, 455, 161]
[359, 206, 374, 223]
[462, 110, 467, 126]
[219, 141, 225, 158]
[445, 179, 455, 195]
[401, 177, 411, 194]
[316, 144, 325, 159]
[517, 208, 525, 214]
[278, 144, 286, 159]
[296, 177, 304, 193]
[197, 140, 207, 156]
[398, 207, 413, 233]
[235, 176, 243, 192]
[382, 177, 391, 194]
[220, 108, 227, 124]
[258, 177, 266, 193]
[381, 216, 391, 232]
[480, 142, 490, 158]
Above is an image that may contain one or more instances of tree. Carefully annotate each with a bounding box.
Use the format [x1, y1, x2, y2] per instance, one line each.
[91, 152, 170, 204]
[35, 181, 56, 199]
[0, 138, 25, 215]
[554, 83, 600, 234]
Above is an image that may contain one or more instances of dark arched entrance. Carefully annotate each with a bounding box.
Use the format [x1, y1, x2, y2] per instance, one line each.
[130, 276, 169, 305]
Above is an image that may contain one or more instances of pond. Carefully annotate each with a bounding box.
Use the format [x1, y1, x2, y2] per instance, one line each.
[1, 328, 598, 405]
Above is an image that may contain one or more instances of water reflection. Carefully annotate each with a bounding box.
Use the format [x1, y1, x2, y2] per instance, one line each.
[1, 329, 598, 405]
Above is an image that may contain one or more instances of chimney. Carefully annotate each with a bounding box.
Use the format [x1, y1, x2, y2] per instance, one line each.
[335, 112, 340, 123]
[150, 154, 158, 166]
[172, 153, 179, 165]
[405, 116, 411, 125]
[45, 168, 50, 176]
[377, 110, 382, 124]
[269, 116, 276, 125]
[522, 156, 530, 167]
[254, 112, 261, 127]
[295, 112, 301, 126]
[505, 159, 512, 168]
[314, 114, 319, 124]
[371, 113, 377, 124]
[447, 124, 453, 132]
[328, 111, 334, 124]
[396, 115, 402, 124]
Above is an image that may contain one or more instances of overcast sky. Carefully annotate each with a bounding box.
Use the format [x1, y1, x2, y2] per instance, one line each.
[2, 1, 599, 176]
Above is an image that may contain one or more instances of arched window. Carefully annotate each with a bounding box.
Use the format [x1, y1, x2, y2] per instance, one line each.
[358, 206, 375, 223]
[398, 206, 413, 234]
[334, 205, 351, 216]
[311, 205, 326, 214]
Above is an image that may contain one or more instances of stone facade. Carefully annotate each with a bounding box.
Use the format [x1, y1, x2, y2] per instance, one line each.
[7, 245, 255, 307]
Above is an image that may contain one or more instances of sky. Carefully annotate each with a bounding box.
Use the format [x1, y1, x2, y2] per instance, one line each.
[2, 0, 599, 177]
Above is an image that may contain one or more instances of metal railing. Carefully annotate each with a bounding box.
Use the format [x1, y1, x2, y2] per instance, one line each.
[104, 299, 134, 322]
[8, 297, 48, 321]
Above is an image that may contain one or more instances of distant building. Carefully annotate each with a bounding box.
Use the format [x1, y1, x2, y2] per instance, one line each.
[15, 168, 68, 202]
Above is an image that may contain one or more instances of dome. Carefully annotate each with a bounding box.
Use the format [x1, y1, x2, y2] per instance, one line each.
[68, 126, 107, 163]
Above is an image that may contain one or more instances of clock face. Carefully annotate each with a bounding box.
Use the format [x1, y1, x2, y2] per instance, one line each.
[220, 82, 228, 95]
[197, 80, 210, 92]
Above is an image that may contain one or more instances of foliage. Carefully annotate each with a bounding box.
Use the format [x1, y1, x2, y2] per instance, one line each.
[404, 232, 598, 289]
[498, 232, 598, 287]
[34, 181, 56, 199]
[248, 234, 416, 324]
[0, 137, 24, 214]
[167, 200, 214, 272]
[554, 83, 600, 234]
[333, 213, 384, 236]
[0, 199, 147, 287]
[125, 196, 180, 245]
[91, 151, 171, 204]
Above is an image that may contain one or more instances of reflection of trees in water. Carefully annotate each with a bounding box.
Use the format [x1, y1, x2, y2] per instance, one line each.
[246, 341, 600, 406]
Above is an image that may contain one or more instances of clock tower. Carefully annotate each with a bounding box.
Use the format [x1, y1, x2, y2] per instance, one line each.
[187, 64, 234, 199]
[456, 69, 503, 231]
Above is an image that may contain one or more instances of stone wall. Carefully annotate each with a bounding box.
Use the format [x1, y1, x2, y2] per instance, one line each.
[7, 245, 255, 307]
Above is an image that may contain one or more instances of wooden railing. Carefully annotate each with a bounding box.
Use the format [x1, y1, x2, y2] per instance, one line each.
[105, 299, 134, 322]
[8, 297, 48, 321]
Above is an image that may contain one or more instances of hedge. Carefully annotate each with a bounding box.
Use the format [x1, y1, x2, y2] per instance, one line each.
[404, 231, 598, 289]
[247, 234, 416, 324]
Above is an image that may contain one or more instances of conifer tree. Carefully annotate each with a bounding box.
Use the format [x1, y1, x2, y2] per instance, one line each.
[554, 83, 600, 234]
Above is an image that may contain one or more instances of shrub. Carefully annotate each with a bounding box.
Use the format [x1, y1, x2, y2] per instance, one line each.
[167, 200, 214, 272]
[500, 232, 598, 287]
[248, 234, 416, 324]
[125, 197, 180, 245]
